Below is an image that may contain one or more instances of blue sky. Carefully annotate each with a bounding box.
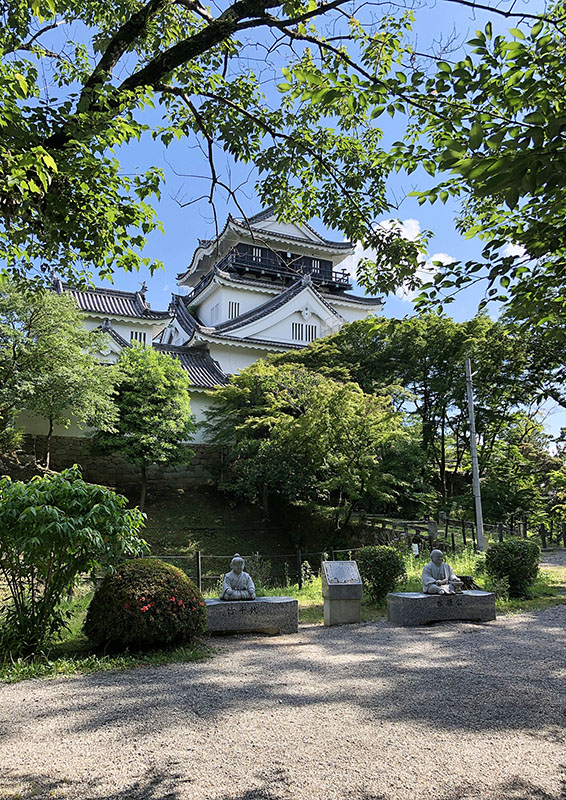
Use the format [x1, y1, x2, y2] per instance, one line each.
[65, 0, 564, 433]
[103, 0, 535, 315]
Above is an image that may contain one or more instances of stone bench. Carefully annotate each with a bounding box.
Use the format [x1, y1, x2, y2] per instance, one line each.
[205, 597, 298, 635]
[387, 590, 496, 627]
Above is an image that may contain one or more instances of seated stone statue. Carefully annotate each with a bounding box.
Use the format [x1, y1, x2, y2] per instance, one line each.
[220, 554, 256, 601]
[422, 549, 463, 594]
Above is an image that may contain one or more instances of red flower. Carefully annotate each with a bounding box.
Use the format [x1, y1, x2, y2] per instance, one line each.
[141, 605, 149, 612]
[170, 596, 176, 603]
[200, 601, 204, 606]
[124, 603, 130, 610]
[141, 596, 146, 602]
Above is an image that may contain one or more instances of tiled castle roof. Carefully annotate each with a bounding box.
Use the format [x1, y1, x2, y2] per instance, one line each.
[54, 280, 170, 320]
[207, 272, 384, 307]
[230, 215, 353, 249]
[213, 277, 342, 333]
[99, 319, 130, 348]
[153, 344, 228, 389]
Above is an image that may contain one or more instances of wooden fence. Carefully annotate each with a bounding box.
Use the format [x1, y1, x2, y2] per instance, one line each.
[154, 514, 566, 592]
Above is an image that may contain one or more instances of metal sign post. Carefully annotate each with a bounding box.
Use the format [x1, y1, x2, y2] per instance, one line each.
[465, 358, 486, 551]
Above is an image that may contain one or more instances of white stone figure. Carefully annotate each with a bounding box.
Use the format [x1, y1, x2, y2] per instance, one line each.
[422, 549, 463, 594]
[221, 554, 256, 601]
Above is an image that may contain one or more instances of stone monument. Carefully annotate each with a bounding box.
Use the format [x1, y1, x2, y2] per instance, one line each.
[205, 553, 298, 635]
[387, 548, 495, 626]
[321, 560, 363, 626]
[422, 549, 464, 594]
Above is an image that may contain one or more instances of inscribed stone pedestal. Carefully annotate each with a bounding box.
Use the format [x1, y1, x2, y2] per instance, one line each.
[205, 597, 298, 635]
[387, 590, 496, 627]
[322, 561, 363, 625]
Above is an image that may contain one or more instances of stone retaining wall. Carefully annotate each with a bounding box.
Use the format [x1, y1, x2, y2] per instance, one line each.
[19, 435, 221, 489]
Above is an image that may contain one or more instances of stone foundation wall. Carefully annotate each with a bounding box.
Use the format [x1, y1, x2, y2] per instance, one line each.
[19, 435, 221, 489]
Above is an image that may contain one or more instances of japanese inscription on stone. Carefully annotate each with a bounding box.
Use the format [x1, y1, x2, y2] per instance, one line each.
[322, 561, 361, 585]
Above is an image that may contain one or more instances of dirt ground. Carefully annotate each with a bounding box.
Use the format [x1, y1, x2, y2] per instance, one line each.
[0, 600, 565, 800]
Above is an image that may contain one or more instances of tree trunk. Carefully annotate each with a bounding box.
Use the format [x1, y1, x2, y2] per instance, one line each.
[139, 463, 147, 511]
[440, 415, 447, 502]
[44, 415, 54, 469]
[262, 482, 270, 519]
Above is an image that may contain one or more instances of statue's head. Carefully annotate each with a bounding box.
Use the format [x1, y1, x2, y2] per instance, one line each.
[431, 549, 444, 566]
[230, 554, 245, 574]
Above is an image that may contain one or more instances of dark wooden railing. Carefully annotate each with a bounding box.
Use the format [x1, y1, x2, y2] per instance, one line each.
[218, 252, 352, 288]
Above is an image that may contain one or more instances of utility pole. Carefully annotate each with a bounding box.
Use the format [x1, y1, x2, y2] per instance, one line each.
[465, 358, 486, 551]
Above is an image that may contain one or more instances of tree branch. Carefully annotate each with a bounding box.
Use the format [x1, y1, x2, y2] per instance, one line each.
[157, 82, 376, 240]
[82, 0, 174, 94]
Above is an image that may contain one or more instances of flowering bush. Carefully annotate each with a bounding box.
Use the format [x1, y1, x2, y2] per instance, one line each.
[84, 559, 207, 651]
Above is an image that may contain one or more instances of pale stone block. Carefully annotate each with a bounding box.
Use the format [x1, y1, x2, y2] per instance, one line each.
[324, 598, 361, 626]
[387, 590, 496, 627]
[205, 597, 298, 635]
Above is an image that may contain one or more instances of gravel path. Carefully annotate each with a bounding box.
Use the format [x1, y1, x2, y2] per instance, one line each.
[1, 605, 565, 800]
[541, 549, 566, 570]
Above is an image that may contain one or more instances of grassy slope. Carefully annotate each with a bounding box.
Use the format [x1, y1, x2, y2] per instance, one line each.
[141, 487, 297, 558]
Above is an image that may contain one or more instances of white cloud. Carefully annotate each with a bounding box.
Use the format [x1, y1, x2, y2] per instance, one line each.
[343, 218, 456, 302]
[397, 252, 456, 302]
[503, 242, 527, 258]
[392, 218, 421, 242]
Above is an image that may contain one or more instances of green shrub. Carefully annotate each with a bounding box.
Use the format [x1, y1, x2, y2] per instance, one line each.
[0, 466, 147, 657]
[485, 539, 540, 598]
[357, 546, 407, 602]
[84, 559, 207, 651]
[0, 426, 23, 454]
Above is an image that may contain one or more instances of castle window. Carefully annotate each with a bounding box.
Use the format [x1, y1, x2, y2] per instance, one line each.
[252, 247, 262, 262]
[130, 330, 147, 345]
[292, 322, 304, 341]
[228, 301, 240, 319]
[210, 303, 220, 323]
[305, 324, 317, 342]
[292, 322, 318, 342]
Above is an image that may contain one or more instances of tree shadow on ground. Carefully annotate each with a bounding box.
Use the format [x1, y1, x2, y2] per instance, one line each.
[4, 605, 559, 739]
[1, 770, 564, 800]
[0, 604, 564, 800]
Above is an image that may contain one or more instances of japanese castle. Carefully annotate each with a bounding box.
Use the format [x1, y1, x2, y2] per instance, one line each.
[44, 209, 383, 441]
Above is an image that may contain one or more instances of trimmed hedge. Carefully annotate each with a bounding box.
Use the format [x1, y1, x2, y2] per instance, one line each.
[485, 539, 540, 598]
[357, 545, 407, 602]
[84, 559, 207, 651]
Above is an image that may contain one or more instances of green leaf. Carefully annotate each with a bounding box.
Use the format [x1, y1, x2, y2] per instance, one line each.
[505, 186, 519, 209]
[469, 122, 483, 149]
[15, 73, 28, 95]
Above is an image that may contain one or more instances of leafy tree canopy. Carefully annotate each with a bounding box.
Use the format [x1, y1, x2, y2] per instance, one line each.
[0, 0, 423, 284]
[272, 314, 566, 510]
[281, 2, 566, 321]
[92, 344, 196, 509]
[0, 276, 116, 461]
[2, 0, 564, 328]
[206, 360, 427, 523]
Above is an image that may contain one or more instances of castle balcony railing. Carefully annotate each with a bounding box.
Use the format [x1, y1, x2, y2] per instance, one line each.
[215, 251, 352, 289]
[184, 270, 216, 304]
